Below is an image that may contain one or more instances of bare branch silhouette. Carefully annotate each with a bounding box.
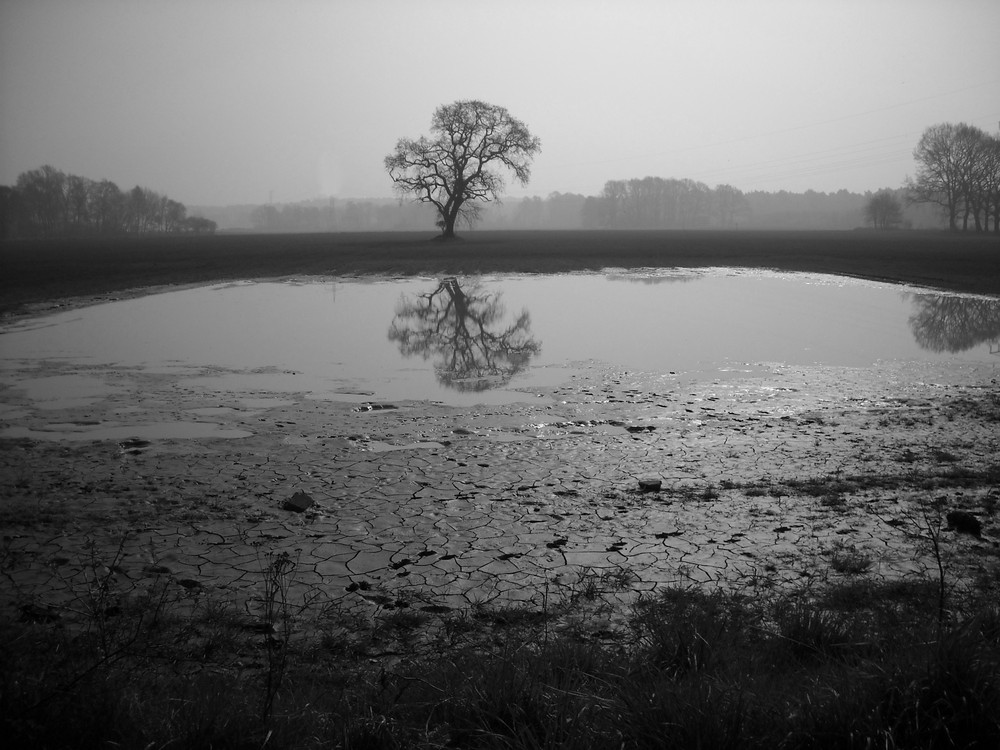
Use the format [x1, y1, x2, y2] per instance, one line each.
[907, 293, 1000, 353]
[388, 277, 540, 392]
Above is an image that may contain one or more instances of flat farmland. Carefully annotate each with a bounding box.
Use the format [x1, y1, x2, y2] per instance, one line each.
[2, 229, 999, 314]
[4, 228, 1000, 746]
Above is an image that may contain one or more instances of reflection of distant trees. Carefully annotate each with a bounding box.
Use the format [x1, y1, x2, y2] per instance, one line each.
[388, 277, 540, 391]
[907, 293, 1000, 353]
[606, 273, 696, 285]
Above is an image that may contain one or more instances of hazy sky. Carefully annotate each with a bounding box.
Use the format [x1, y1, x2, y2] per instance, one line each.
[2, 0, 998, 207]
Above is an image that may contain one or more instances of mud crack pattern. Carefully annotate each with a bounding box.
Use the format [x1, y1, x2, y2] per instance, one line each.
[2, 360, 998, 627]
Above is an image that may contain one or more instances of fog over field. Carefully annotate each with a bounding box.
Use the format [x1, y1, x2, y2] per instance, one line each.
[1, 0, 998, 208]
[5, 5, 1000, 748]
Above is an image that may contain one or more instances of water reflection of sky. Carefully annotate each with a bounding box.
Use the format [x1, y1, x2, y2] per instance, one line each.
[1, 271, 997, 406]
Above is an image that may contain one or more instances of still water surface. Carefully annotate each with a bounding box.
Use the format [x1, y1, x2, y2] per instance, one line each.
[1, 269, 998, 408]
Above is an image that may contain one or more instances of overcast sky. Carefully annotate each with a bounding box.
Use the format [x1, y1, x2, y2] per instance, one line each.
[2, 0, 998, 207]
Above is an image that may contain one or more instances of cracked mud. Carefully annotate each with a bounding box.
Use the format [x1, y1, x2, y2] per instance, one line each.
[2, 357, 999, 635]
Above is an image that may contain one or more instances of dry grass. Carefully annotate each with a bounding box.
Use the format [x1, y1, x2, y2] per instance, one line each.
[3, 542, 1000, 749]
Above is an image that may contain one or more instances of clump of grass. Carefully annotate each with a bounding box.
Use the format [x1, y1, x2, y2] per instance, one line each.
[569, 566, 638, 602]
[931, 447, 960, 463]
[672, 483, 721, 502]
[699, 483, 720, 500]
[472, 600, 555, 629]
[4, 545, 1000, 748]
[983, 489, 999, 517]
[377, 607, 429, 633]
[773, 600, 869, 662]
[786, 476, 865, 497]
[820, 492, 848, 508]
[628, 586, 758, 677]
[601, 565, 638, 591]
[829, 543, 874, 575]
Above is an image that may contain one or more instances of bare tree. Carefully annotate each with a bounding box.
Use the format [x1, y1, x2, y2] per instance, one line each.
[908, 124, 964, 231]
[954, 123, 990, 231]
[388, 277, 540, 391]
[976, 133, 1000, 233]
[87, 179, 125, 234]
[864, 189, 903, 230]
[15, 165, 67, 236]
[65, 175, 92, 233]
[385, 100, 541, 239]
[908, 122, 999, 232]
[907, 293, 1000, 353]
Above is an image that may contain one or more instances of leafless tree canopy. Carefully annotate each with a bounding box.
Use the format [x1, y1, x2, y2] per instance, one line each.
[907, 294, 1000, 353]
[0, 164, 212, 238]
[864, 190, 903, 230]
[384, 100, 541, 239]
[907, 123, 1000, 233]
[387, 277, 540, 391]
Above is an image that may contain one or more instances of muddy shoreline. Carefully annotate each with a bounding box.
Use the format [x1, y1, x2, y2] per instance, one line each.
[2, 241, 999, 637]
[2, 350, 998, 634]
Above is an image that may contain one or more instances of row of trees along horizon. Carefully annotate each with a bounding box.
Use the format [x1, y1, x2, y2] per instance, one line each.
[0, 165, 217, 240]
[1, 122, 997, 239]
[227, 184, 942, 234]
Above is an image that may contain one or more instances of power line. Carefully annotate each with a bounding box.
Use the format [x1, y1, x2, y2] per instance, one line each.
[544, 79, 1000, 172]
[519, 105, 1000, 196]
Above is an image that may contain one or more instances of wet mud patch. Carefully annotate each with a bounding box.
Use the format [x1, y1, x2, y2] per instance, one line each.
[1, 357, 998, 639]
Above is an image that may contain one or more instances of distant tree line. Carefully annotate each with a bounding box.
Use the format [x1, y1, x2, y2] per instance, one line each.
[579, 178, 750, 229]
[246, 198, 435, 233]
[196, 185, 946, 233]
[908, 123, 1000, 233]
[484, 186, 941, 231]
[0, 165, 215, 240]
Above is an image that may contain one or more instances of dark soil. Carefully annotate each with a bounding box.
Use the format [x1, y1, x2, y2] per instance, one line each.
[2, 229, 998, 314]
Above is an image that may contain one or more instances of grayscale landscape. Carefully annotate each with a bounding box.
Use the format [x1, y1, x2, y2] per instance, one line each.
[2, 2, 1000, 748]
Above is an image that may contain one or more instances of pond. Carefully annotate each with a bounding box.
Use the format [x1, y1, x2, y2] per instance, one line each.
[1, 269, 998, 421]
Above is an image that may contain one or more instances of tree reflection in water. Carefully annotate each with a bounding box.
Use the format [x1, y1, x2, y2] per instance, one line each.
[388, 277, 541, 391]
[907, 293, 1000, 354]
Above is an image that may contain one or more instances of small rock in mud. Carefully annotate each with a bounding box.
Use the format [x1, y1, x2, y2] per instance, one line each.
[946, 510, 983, 538]
[355, 402, 398, 411]
[118, 437, 151, 454]
[283, 490, 314, 513]
[638, 477, 662, 492]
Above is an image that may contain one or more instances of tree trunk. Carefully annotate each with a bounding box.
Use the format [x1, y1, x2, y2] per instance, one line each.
[440, 199, 463, 239]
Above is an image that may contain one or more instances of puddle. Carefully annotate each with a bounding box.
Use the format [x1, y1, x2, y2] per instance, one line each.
[239, 397, 296, 409]
[3, 374, 125, 409]
[1, 271, 998, 416]
[366, 440, 447, 453]
[0, 421, 253, 441]
[185, 407, 243, 417]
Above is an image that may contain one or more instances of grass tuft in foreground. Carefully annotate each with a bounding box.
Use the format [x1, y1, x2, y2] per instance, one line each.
[3, 568, 999, 749]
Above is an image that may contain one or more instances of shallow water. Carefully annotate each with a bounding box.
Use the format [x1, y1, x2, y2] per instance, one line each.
[1, 270, 998, 415]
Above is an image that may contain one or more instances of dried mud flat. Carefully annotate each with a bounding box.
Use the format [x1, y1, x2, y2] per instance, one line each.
[2, 349, 999, 641]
